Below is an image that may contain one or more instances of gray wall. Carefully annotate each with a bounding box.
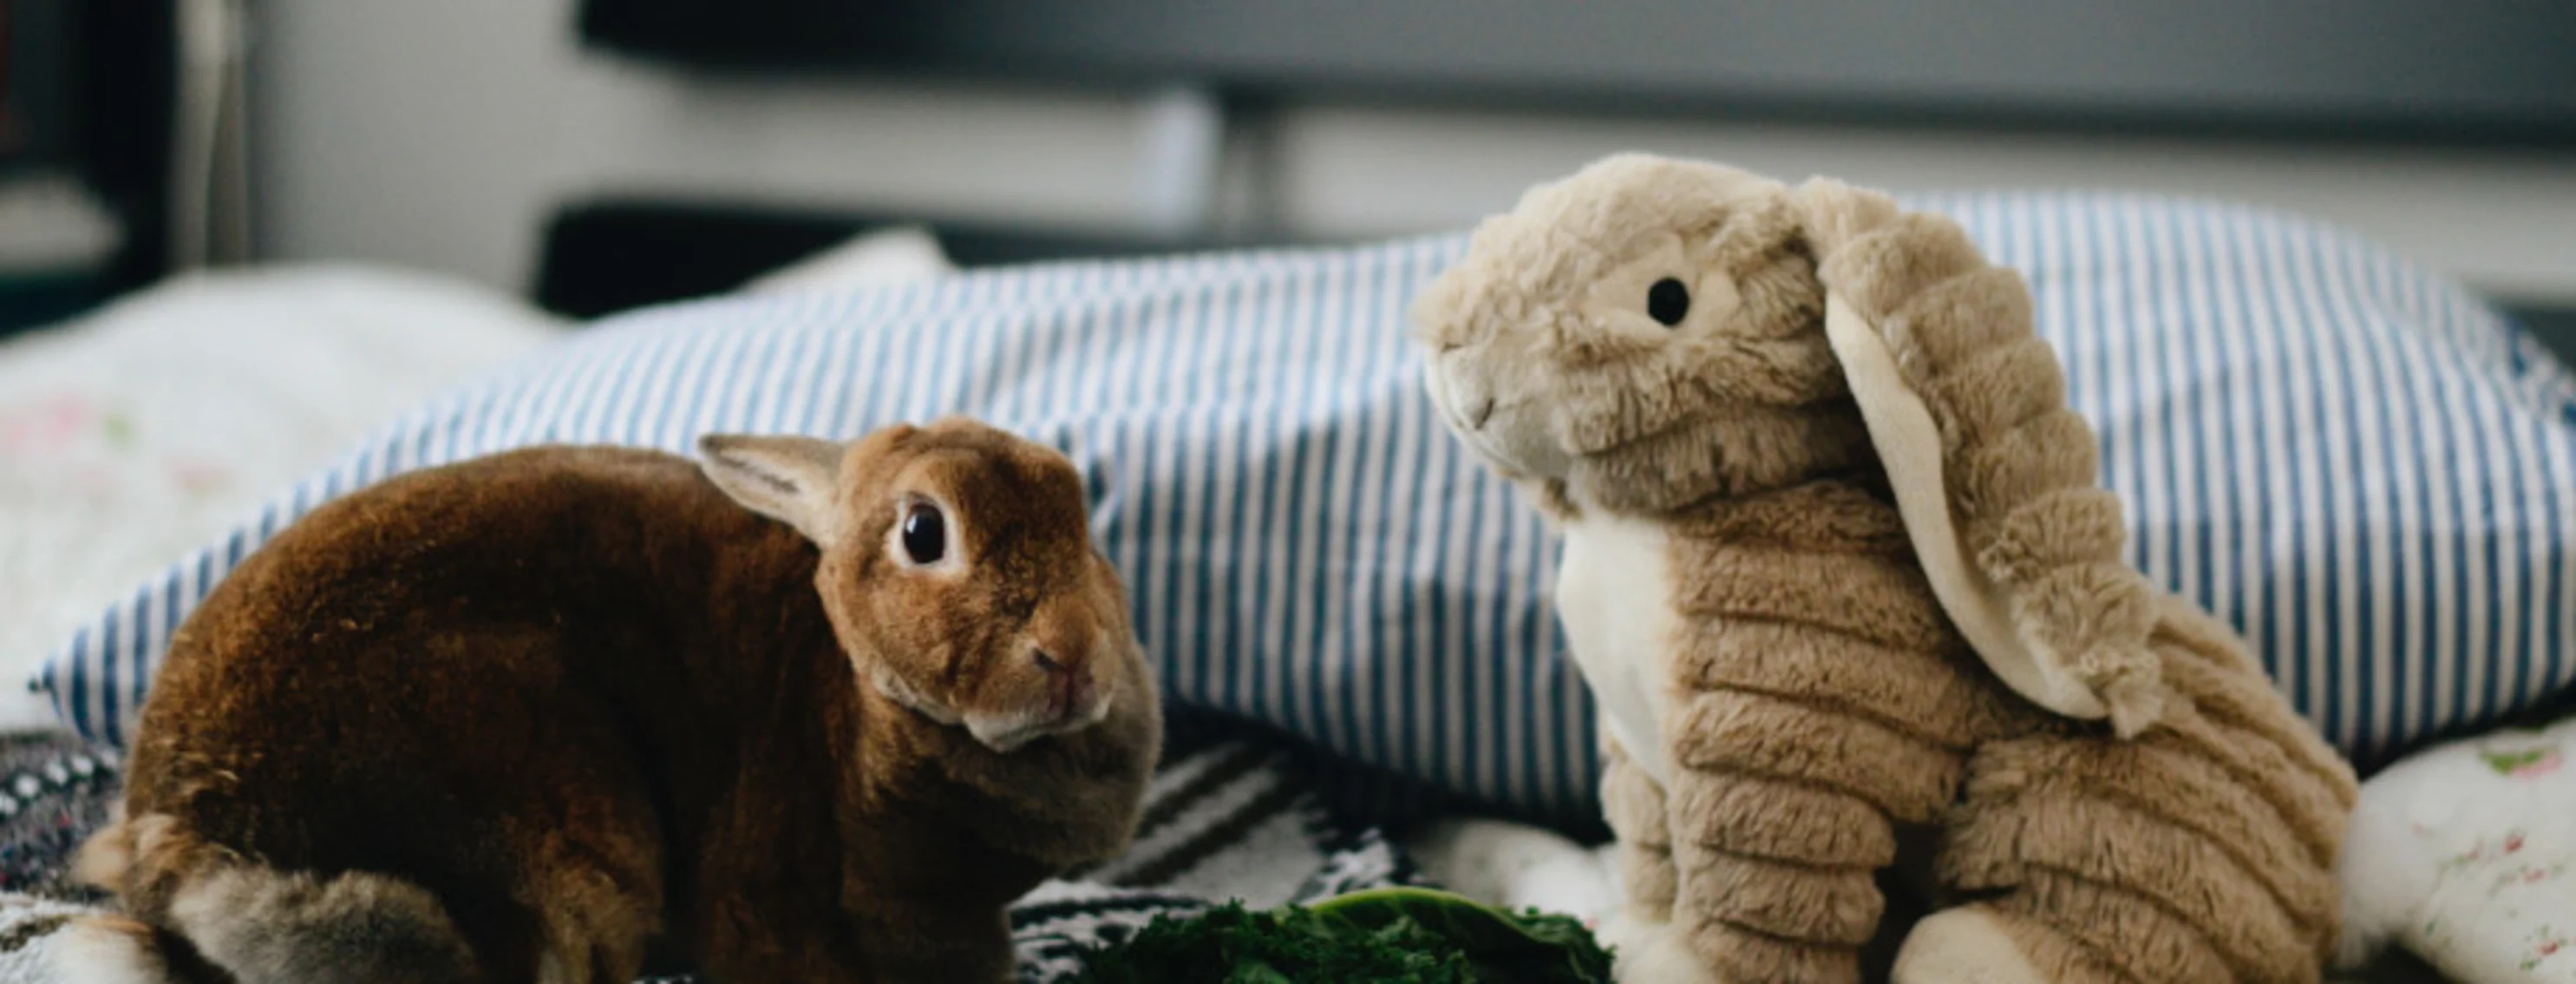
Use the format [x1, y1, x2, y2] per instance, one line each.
[248, 0, 2576, 307]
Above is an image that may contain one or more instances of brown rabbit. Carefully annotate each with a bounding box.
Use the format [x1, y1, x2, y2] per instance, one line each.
[62, 418, 1161, 983]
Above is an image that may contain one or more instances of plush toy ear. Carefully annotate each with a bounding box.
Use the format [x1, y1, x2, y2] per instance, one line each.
[696, 434, 848, 544]
[1798, 179, 2166, 734]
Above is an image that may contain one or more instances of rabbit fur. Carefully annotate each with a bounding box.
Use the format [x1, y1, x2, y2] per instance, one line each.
[66, 418, 1161, 983]
[1415, 154, 2357, 984]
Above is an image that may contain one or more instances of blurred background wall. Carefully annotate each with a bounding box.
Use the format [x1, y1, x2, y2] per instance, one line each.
[244, 0, 2576, 312]
[9, 0, 2572, 334]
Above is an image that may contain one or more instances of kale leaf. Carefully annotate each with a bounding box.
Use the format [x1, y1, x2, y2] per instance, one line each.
[1072, 887, 1614, 984]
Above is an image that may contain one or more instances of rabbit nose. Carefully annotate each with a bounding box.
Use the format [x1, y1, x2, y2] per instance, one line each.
[1032, 646, 1096, 718]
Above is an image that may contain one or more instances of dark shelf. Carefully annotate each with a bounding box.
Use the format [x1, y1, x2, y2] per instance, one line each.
[579, 0, 2576, 148]
[0, 0, 169, 337]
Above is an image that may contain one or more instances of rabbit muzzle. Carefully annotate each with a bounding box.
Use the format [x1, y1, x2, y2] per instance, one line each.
[1422, 342, 1572, 482]
[961, 627, 1121, 753]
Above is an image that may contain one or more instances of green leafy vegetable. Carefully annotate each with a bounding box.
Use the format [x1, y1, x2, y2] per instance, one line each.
[1073, 887, 1614, 984]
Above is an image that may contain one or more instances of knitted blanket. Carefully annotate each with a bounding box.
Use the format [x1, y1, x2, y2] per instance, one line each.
[0, 731, 1414, 983]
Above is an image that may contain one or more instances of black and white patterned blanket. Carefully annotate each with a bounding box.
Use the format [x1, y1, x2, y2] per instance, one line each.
[0, 731, 1417, 983]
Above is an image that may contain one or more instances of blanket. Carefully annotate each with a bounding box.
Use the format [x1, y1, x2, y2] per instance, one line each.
[0, 731, 1415, 983]
[0, 266, 560, 731]
[0, 728, 2493, 984]
[2340, 712, 2576, 984]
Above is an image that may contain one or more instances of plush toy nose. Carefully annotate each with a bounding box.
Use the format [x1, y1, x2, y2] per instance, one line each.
[1426, 358, 1495, 432]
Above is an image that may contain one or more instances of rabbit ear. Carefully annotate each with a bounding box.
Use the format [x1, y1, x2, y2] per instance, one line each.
[697, 434, 847, 543]
[1799, 179, 2166, 733]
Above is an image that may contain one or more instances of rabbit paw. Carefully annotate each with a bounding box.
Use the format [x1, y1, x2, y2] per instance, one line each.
[1600, 912, 1725, 984]
[1892, 907, 2049, 984]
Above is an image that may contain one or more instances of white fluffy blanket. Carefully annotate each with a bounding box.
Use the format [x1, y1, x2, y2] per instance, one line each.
[0, 266, 562, 730]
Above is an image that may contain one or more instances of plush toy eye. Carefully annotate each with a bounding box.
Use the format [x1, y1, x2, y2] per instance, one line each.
[899, 502, 947, 565]
[1647, 278, 1690, 327]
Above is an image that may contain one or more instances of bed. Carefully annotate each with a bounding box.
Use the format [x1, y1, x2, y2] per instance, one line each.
[2, 182, 2571, 980]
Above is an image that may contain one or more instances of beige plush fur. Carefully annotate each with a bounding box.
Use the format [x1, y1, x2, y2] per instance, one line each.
[1415, 154, 2357, 984]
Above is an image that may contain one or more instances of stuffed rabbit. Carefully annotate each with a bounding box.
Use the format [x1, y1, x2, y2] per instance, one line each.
[64, 418, 1161, 983]
[1414, 154, 2357, 984]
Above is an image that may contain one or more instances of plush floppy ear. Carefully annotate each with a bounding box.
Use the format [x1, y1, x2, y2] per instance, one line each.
[696, 434, 848, 543]
[1796, 179, 2166, 735]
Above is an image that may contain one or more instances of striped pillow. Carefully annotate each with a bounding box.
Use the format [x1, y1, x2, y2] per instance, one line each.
[37, 193, 2576, 823]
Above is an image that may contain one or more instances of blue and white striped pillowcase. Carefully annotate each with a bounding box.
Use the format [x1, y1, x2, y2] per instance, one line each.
[37, 193, 2576, 821]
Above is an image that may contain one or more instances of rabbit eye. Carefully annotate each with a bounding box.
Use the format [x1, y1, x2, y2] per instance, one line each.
[899, 502, 947, 565]
[1647, 278, 1690, 327]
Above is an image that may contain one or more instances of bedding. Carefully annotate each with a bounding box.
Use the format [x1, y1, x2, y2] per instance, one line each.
[33, 192, 2576, 826]
[2339, 709, 2576, 984]
[0, 728, 1418, 984]
[0, 266, 562, 731]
